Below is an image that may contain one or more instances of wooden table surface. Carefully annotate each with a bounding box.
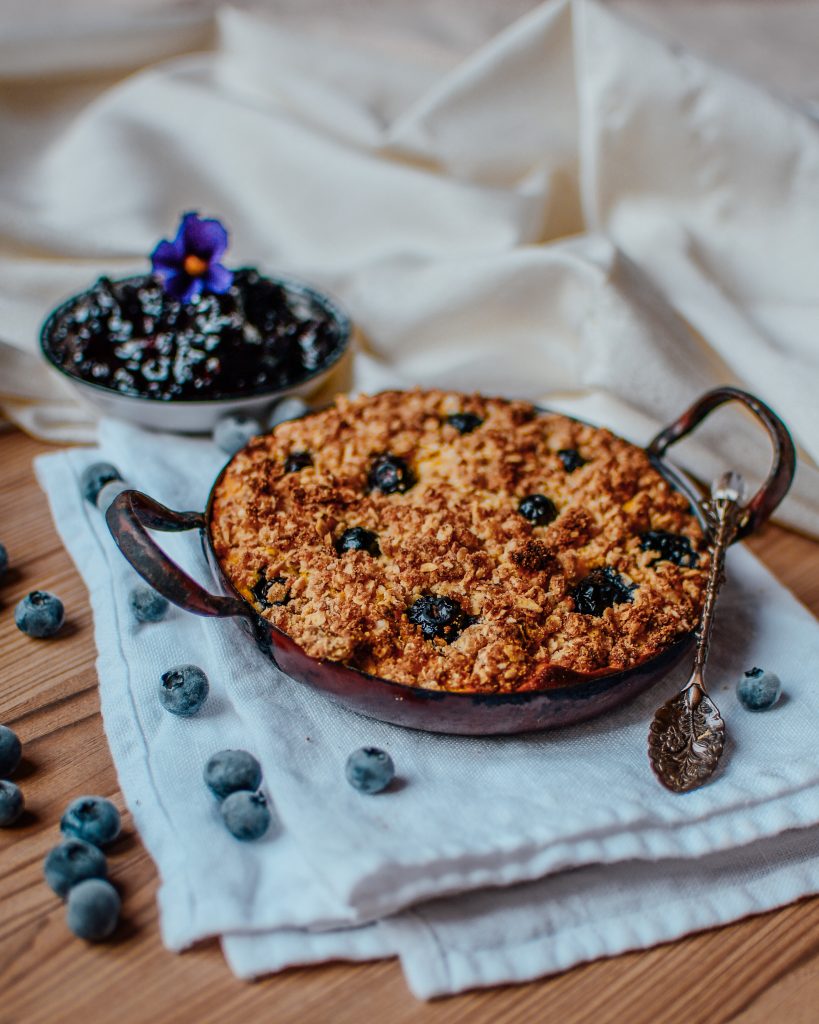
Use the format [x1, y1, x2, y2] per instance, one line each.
[2, 427, 819, 1024]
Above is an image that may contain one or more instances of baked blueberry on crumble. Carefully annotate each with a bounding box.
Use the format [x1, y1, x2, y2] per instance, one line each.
[640, 530, 699, 567]
[407, 595, 476, 643]
[41, 212, 346, 401]
[570, 567, 637, 616]
[446, 412, 483, 434]
[250, 573, 290, 609]
[284, 451, 313, 474]
[557, 448, 587, 473]
[518, 494, 558, 526]
[336, 527, 381, 557]
[367, 454, 415, 494]
[211, 390, 709, 692]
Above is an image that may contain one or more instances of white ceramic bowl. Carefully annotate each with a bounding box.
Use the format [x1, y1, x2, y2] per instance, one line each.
[40, 274, 351, 434]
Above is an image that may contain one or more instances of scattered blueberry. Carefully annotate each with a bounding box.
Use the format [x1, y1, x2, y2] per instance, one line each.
[204, 749, 263, 800]
[283, 450, 313, 473]
[557, 448, 587, 473]
[446, 412, 483, 435]
[345, 747, 395, 794]
[0, 541, 8, 579]
[159, 664, 209, 716]
[407, 594, 475, 643]
[335, 527, 381, 557]
[129, 585, 169, 623]
[61, 796, 121, 847]
[14, 590, 65, 638]
[640, 530, 699, 568]
[250, 572, 289, 609]
[737, 667, 782, 711]
[267, 396, 309, 429]
[571, 567, 636, 616]
[220, 790, 271, 841]
[96, 479, 129, 513]
[0, 725, 22, 777]
[213, 414, 261, 456]
[66, 878, 120, 941]
[80, 462, 122, 505]
[368, 453, 415, 494]
[44, 839, 108, 899]
[0, 780, 24, 826]
[517, 494, 558, 527]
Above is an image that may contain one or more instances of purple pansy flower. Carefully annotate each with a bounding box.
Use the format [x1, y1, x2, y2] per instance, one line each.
[150, 212, 234, 303]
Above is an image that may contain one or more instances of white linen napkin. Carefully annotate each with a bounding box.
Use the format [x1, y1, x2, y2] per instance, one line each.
[1, 0, 818, 534]
[34, 413, 819, 997]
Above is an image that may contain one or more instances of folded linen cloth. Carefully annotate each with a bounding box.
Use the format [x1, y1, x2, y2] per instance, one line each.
[2, 0, 819, 534]
[35, 414, 819, 996]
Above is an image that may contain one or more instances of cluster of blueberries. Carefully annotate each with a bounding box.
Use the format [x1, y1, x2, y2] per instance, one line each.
[204, 750, 271, 841]
[45, 797, 123, 941]
[47, 270, 343, 402]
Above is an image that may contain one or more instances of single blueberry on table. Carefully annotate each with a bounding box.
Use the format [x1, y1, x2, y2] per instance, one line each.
[129, 585, 169, 623]
[0, 780, 24, 826]
[407, 594, 475, 643]
[335, 527, 381, 557]
[284, 450, 313, 474]
[367, 453, 415, 495]
[44, 839, 108, 899]
[204, 749, 263, 800]
[446, 412, 483, 435]
[0, 725, 22, 777]
[737, 667, 782, 711]
[14, 591, 65, 638]
[61, 796, 121, 847]
[640, 530, 699, 568]
[80, 462, 122, 505]
[220, 790, 271, 841]
[571, 567, 636, 616]
[517, 494, 558, 527]
[557, 448, 587, 473]
[267, 396, 309, 430]
[345, 747, 395, 795]
[159, 664, 209, 716]
[66, 878, 120, 941]
[0, 541, 8, 579]
[213, 415, 261, 456]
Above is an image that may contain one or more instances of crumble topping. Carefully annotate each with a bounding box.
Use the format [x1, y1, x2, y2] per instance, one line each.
[210, 390, 709, 692]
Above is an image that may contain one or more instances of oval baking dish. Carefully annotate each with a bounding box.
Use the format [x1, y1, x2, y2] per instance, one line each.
[106, 387, 795, 735]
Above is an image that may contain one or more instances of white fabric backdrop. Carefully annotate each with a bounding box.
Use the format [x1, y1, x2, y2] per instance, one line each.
[0, 0, 818, 534]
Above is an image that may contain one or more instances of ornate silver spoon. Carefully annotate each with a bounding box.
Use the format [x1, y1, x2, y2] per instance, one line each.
[648, 471, 747, 793]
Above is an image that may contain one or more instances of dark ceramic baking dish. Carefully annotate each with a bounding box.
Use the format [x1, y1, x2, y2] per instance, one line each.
[106, 386, 795, 735]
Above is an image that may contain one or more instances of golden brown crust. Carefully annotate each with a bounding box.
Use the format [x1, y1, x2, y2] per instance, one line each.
[210, 390, 709, 692]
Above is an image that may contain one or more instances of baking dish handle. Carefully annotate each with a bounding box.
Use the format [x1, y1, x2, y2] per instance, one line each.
[647, 386, 796, 540]
[106, 490, 250, 618]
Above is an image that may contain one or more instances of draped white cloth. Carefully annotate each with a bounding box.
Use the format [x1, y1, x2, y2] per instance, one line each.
[1, 0, 818, 533]
[35, 421, 819, 996]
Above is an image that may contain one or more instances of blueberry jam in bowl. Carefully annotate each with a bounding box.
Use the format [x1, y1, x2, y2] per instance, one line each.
[39, 213, 350, 433]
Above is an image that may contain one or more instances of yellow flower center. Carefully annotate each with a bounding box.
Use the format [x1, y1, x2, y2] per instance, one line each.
[183, 254, 208, 277]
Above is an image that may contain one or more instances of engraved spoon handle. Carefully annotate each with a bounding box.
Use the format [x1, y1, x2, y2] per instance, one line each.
[689, 472, 744, 690]
[647, 471, 745, 792]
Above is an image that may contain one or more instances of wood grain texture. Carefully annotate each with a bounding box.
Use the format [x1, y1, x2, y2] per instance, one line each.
[1, 427, 819, 1024]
